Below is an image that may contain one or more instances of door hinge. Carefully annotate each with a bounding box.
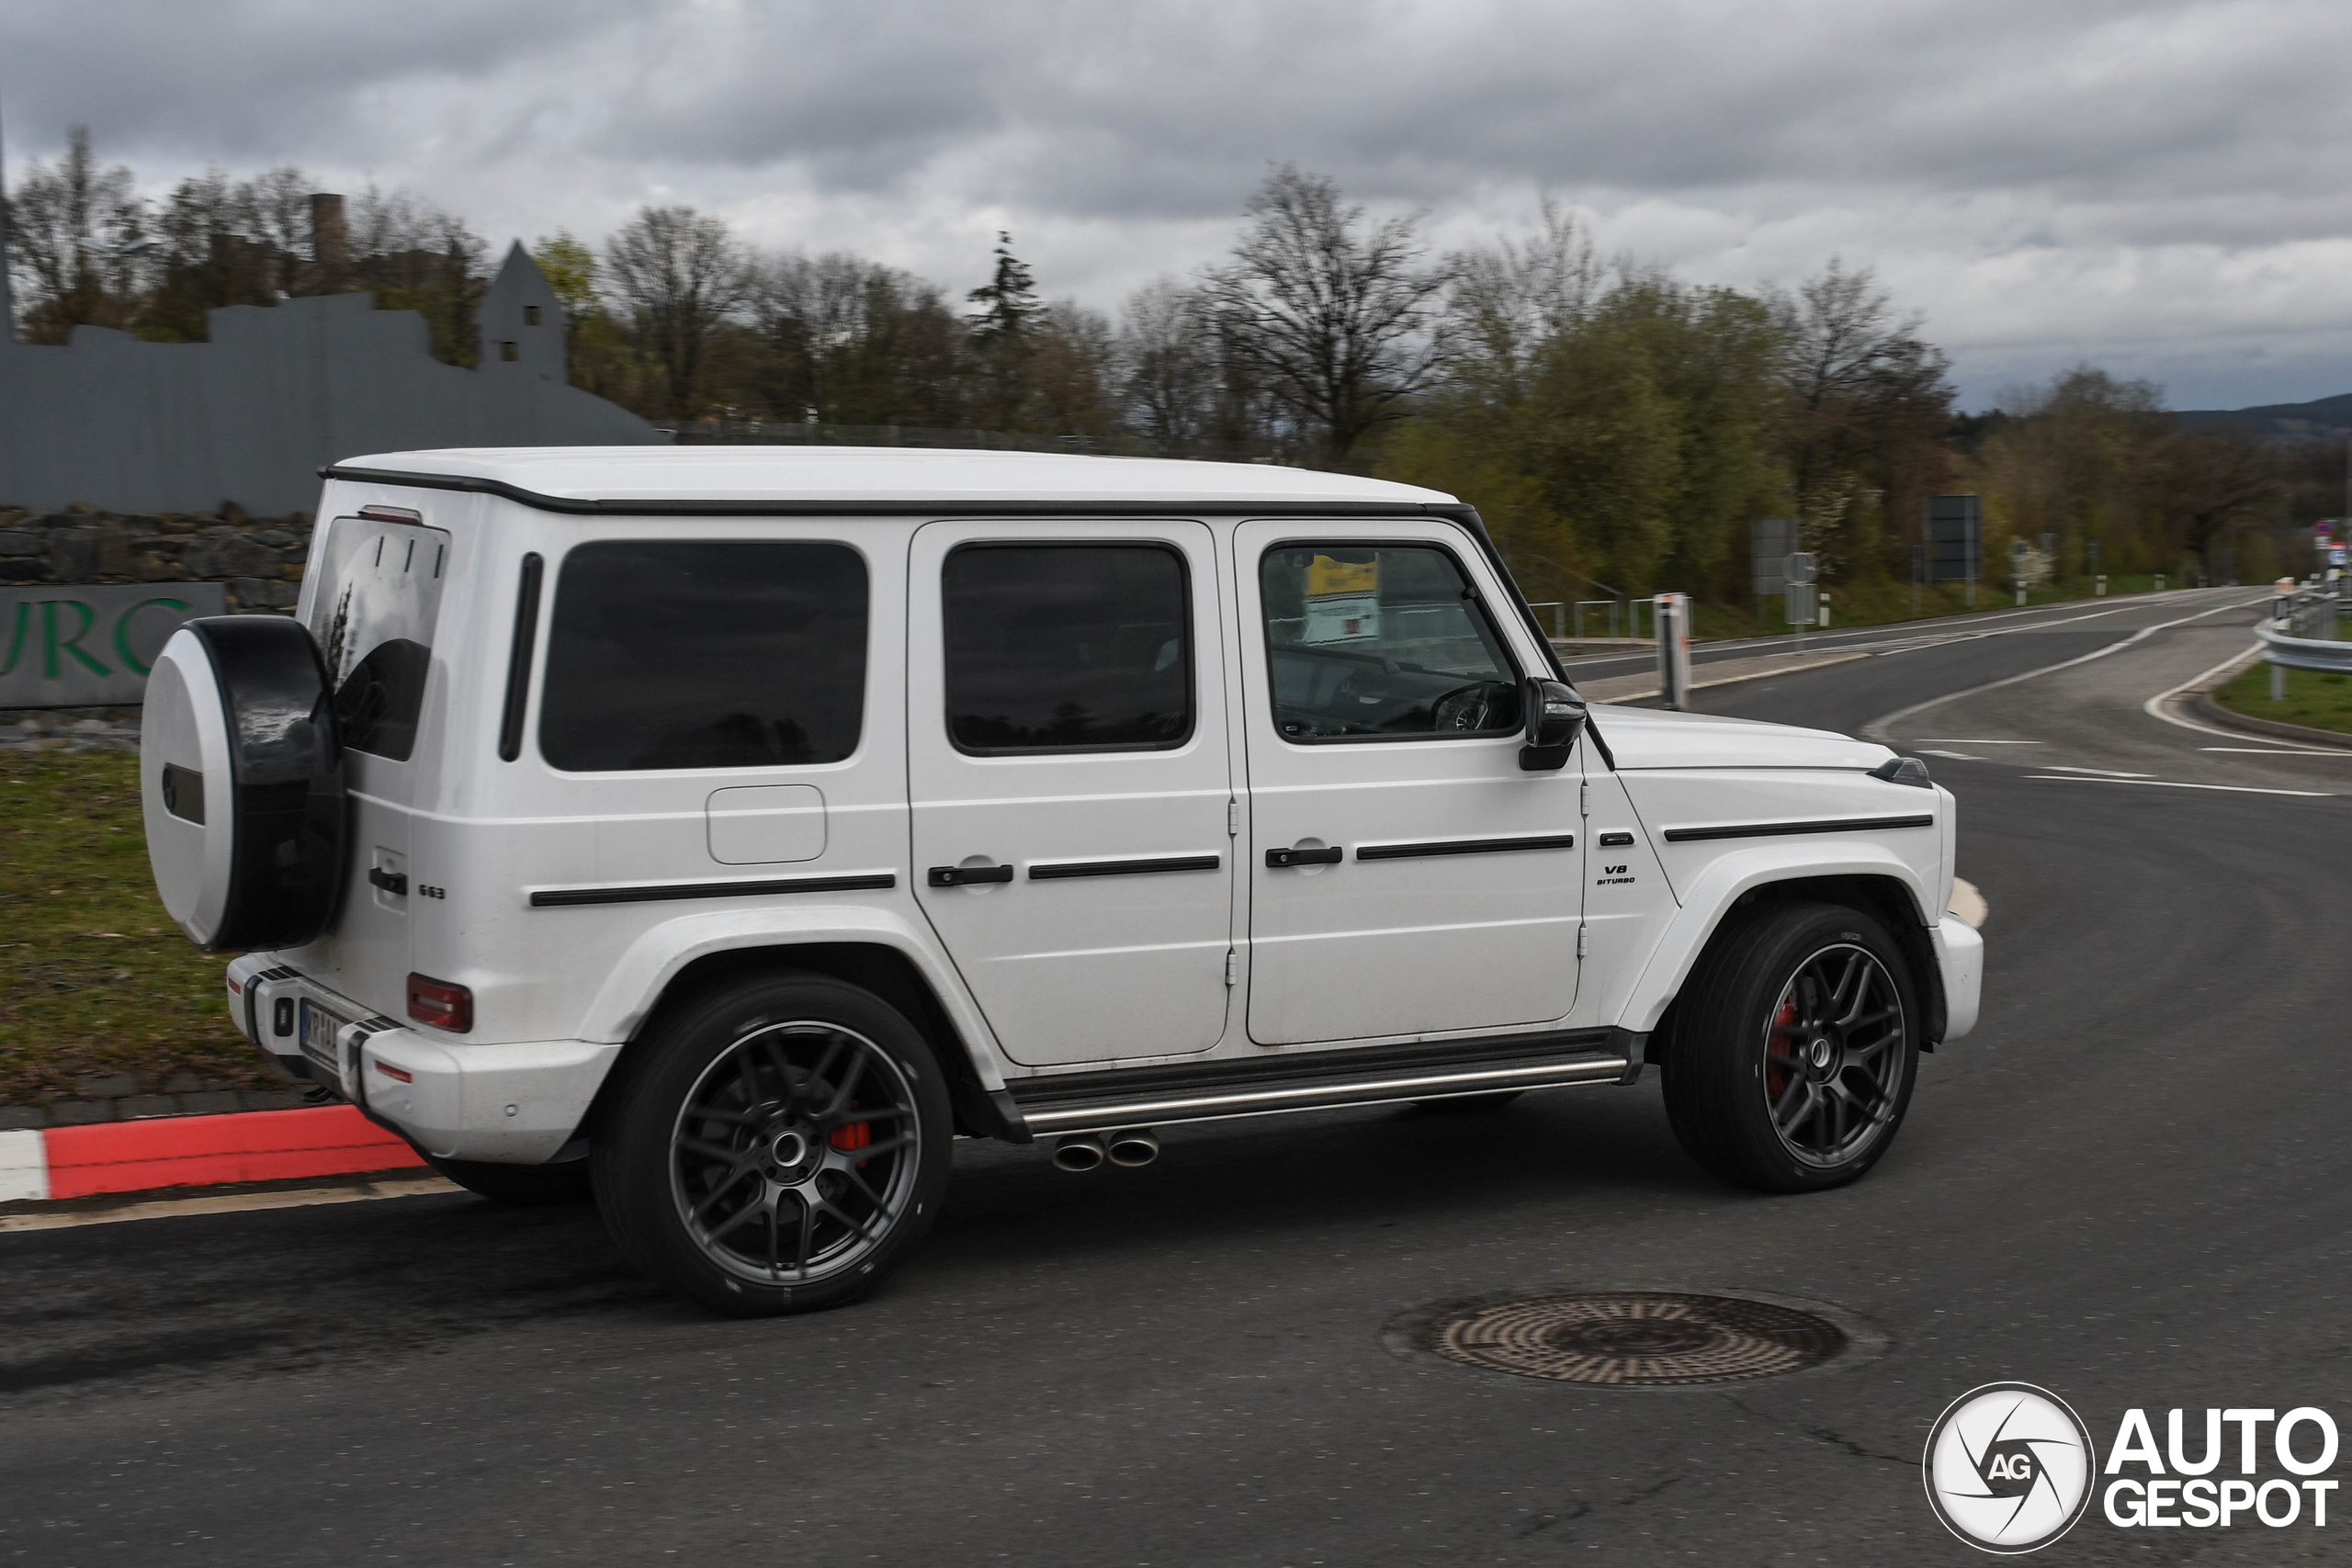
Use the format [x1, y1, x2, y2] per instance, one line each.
[1227, 798, 1239, 837]
[1579, 778, 1590, 818]
[1577, 925, 1589, 959]
[1225, 950, 1238, 987]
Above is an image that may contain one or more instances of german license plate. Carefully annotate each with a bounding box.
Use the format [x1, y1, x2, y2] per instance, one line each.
[299, 998, 345, 1077]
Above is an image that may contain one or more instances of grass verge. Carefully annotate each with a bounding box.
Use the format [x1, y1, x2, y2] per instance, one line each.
[2211, 661, 2352, 736]
[1, 748, 268, 1103]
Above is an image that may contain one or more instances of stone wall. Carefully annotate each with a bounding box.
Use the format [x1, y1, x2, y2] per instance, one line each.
[0, 503, 311, 613]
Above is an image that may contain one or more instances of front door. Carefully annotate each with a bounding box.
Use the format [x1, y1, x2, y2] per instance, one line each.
[1237, 522, 1583, 1046]
[908, 520, 1236, 1066]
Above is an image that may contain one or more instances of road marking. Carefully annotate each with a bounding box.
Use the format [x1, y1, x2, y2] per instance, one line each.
[1916, 739, 2043, 744]
[2198, 746, 2350, 756]
[2022, 774, 2332, 798]
[1918, 749, 1983, 760]
[1866, 594, 2272, 742]
[0, 1176, 459, 1232]
[2038, 765, 2155, 777]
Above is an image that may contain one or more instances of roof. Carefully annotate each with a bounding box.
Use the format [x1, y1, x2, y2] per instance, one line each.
[326, 446, 1463, 513]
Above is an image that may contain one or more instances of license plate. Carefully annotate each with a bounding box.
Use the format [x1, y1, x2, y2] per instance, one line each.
[299, 998, 345, 1077]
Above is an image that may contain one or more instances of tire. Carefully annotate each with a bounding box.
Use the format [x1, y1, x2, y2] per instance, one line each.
[592, 974, 954, 1316]
[1661, 900, 1919, 1193]
[422, 1153, 594, 1206]
[141, 617, 346, 952]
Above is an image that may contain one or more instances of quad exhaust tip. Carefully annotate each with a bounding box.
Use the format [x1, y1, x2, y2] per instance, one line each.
[1053, 1130, 1159, 1171]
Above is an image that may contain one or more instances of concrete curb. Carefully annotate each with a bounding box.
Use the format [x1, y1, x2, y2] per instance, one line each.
[2188, 690, 2352, 751]
[0, 1105, 423, 1202]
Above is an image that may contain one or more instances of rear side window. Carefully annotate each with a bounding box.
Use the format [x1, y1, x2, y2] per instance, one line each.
[540, 541, 867, 771]
[943, 544, 1193, 753]
[311, 517, 451, 761]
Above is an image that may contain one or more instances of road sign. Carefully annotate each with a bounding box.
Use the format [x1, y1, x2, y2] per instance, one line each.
[1751, 518, 1797, 595]
[1785, 582, 1816, 626]
[1785, 551, 1816, 586]
[1927, 495, 1981, 582]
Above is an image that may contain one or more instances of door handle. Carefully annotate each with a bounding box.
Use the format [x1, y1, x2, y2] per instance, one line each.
[1265, 845, 1343, 868]
[928, 864, 1015, 887]
[368, 866, 409, 895]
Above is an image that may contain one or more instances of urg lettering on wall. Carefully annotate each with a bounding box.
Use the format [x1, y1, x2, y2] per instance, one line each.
[0, 583, 228, 707]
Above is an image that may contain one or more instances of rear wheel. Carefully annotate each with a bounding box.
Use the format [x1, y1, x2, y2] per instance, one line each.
[593, 974, 953, 1316]
[1661, 900, 1918, 1192]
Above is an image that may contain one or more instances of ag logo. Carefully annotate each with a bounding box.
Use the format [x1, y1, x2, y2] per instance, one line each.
[1923, 1382, 2095, 1553]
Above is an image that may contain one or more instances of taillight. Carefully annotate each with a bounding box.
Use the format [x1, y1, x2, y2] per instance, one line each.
[406, 973, 473, 1033]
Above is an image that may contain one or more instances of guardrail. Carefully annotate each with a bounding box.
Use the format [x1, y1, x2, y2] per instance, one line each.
[2259, 585, 2352, 682]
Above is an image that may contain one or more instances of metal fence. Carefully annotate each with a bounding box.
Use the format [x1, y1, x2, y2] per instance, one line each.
[2259, 583, 2352, 684]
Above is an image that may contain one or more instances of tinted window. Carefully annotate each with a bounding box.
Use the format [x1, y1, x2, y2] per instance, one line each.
[540, 541, 867, 771]
[944, 545, 1192, 753]
[1259, 544, 1522, 740]
[310, 518, 450, 761]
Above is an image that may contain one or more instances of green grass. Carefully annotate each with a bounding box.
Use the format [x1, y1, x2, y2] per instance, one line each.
[0, 749, 269, 1102]
[2211, 661, 2352, 736]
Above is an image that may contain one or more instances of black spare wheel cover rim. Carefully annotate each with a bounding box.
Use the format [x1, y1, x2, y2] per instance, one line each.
[175, 616, 347, 951]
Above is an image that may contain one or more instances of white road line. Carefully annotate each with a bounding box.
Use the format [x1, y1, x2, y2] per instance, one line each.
[2199, 746, 2351, 756]
[2037, 765, 2155, 777]
[0, 1176, 459, 1232]
[1865, 594, 2272, 742]
[1918, 750, 1983, 760]
[2022, 774, 2332, 798]
[2142, 642, 2352, 752]
[1916, 739, 2043, 744]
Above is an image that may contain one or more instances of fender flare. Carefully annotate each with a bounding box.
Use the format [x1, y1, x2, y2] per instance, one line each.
[577, 902, 1011, 1095]
[1617, 840, 1938, 1035]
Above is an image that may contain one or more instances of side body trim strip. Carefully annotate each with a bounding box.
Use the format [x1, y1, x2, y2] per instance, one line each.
[1356, 833, 1576, 862]
[529, 873, 897, 908]
[1028, 854, 1221, 881]
[496, 552, 544, 762]
[1660, 813, 1936, 843]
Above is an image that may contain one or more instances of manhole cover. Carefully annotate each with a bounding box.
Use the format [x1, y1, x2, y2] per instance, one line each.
[1419, 1291, 1847, 1386]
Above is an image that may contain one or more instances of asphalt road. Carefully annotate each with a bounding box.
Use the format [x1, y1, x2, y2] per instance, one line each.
[6, 589, 2349, 1566]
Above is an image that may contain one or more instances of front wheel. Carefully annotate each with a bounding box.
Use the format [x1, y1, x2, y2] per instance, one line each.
[1661, 900, 1919, 1192]
[593, 974, 954, 1315]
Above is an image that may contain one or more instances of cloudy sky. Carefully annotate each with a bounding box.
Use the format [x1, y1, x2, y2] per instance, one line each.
[6, 0, 2351, 410]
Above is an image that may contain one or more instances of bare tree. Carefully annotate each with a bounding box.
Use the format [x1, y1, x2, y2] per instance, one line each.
[605, 205, 752, 418]
[1116, 277, 1218, 453]
[2154, 423, 2282, 580]
[5, 126, 144, 339]
[1198, 165, 1452, 465]
[1444, 197, 1604, 402]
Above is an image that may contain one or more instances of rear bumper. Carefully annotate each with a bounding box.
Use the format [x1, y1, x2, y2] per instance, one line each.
[1933, 913, 1984, 1042]
[225, 956, 618, 1164]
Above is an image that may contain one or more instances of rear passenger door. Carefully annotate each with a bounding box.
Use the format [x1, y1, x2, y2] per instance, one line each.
[907, 521, 1235, 1066]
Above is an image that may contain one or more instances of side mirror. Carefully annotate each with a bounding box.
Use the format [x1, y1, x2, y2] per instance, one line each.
[1519, 678, 1587, 772]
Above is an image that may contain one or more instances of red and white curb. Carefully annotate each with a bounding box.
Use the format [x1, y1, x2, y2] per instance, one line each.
[0, 1105, 423, 1203]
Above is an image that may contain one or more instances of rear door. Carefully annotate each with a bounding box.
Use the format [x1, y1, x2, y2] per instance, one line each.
[907, 520, 1235, 1066]
[1236, 521, 1583, 1046]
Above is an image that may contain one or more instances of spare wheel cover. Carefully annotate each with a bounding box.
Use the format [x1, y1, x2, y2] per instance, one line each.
[141, 617, 346, 952]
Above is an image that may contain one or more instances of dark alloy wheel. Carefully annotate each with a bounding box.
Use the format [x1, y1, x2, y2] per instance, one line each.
[594, 975, 953, 1315]
[1662, 900, 1919, 1193]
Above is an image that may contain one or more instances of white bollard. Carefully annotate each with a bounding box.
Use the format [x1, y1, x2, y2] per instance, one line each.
[1654, 592, 1692, 710]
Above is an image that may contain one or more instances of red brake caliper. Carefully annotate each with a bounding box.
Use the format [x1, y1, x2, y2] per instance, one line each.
[828, 1119, 872, 1163]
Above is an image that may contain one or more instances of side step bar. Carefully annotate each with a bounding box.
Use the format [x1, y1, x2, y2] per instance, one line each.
[1004, 1030, 1640, 1138]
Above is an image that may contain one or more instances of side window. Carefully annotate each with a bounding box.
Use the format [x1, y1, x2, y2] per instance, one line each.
[539, 540, 867, 771]
[944, 544, 1193, 753]
[1259, 544, 1523, 741]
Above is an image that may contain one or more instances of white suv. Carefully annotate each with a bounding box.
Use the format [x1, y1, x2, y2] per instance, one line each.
[141, 447, 1981, 1314]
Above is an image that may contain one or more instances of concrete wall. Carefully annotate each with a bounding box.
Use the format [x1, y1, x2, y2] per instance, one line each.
[0, 244, 664, 517]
